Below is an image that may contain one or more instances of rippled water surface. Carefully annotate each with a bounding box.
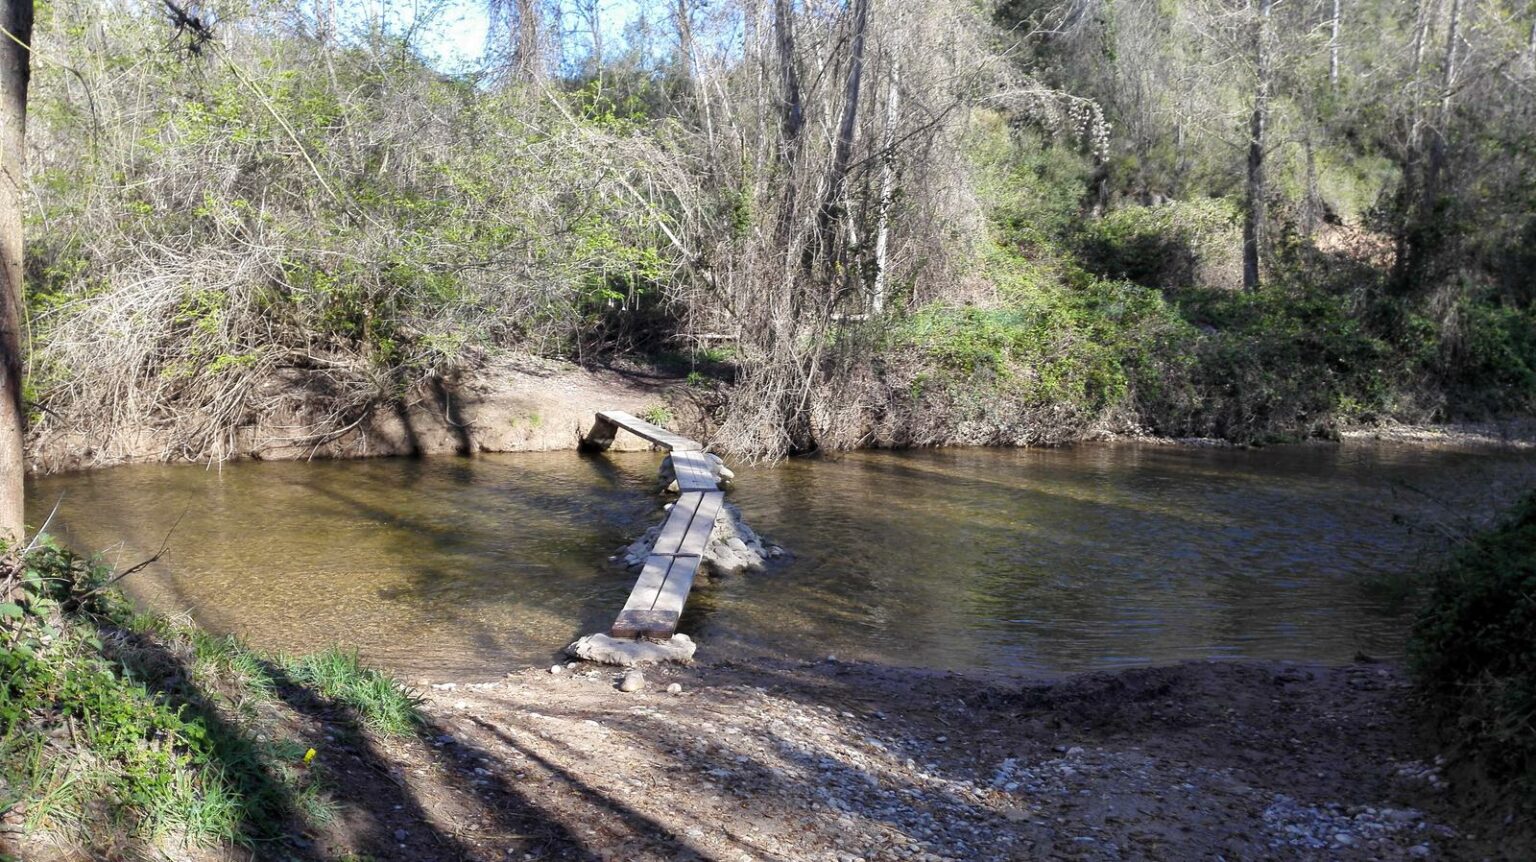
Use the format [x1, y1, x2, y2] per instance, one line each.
[27, 444, 1535, 678]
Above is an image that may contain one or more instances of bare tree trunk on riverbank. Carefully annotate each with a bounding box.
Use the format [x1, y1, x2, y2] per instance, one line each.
[813, 0, 869, 278]
[0, 0, 32, 546]
[1242, 0, 1273, 291]
[1330, 0, 1342, 88]
[871, 48, 900, 314]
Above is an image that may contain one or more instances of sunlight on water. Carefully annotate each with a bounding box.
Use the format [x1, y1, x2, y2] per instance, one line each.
[28, 444, 1536, 679]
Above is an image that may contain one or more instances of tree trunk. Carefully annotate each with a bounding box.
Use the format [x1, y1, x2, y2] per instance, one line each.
[1424, 0, 1462, 205]
[1329, 0, 1341, 88]
[871, 51, 900, 314]
[512, 0, 545, 82]
[1528, 5, 1535, 71]
[1242, 0, 1272, 291]
[675, 0, 716, 155]
[578, 0, 603, 72]
[1303, 125, 1320, 237]
[772, 0, 803, 156]
[0, 0, 32, 547]
[1392, 0, 1434, 287]
[815, 0, 869, 270]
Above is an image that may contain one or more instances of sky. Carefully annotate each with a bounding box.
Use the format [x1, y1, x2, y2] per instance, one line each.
[380, 0, 646, 75]
[413, 0, 491, 73]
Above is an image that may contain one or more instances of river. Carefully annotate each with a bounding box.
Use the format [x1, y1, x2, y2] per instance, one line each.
[27, 443, 1534, 679]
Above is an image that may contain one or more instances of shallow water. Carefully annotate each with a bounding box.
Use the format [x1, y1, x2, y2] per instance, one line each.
[26, 443, 1535, 679]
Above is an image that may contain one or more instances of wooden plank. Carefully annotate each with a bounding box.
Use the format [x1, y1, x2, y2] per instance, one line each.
[651, 492, 723, 614]
[595, 410, 703, 451]
[609, 490, 724, 639]
[669, 450, 718, 492]
[613, 496, 701, 618]
[611, 608, 680, 639]
[653, 493, 705, 555]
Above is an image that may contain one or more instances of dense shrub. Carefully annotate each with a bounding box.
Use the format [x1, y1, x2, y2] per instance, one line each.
[1076, 199, 1243, 291]
[1412, 494, 1536, 800]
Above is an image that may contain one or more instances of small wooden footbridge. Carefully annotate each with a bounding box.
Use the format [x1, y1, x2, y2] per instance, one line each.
[581, 410, 728, 640]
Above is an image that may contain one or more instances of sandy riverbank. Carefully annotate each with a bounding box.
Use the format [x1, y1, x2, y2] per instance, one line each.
[48, 654, 1508, 862]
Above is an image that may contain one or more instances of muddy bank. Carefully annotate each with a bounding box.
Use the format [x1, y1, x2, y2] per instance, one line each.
[18, 655, 1503, 862]
[27, 349, 1536, 474]
[1339, 419, 1536, 450]
[26, 357, 684, 474]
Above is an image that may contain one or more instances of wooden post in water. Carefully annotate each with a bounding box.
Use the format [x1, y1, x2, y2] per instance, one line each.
[580, 413, 619, 451]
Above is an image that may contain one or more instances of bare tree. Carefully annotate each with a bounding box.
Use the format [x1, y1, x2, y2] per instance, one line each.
[1329, 0, 1341, 88]
[1424, 0, 1463, 205]
[574, 0, 603, 72]
[1528, 3, 1535, 69]
[0, 0, 31, 546]
[1242, 0, 1273, 290]
[493, 0, 548, 81]
[773, 0, 804, 155]
[814, 0, 870, 274]
[871, 47, 900, 313]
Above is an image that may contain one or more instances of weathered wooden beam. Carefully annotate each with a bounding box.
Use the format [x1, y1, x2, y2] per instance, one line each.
[595, 410, 703, 452]
[609, 490, 725, 639]
[668, 450, 719, 492]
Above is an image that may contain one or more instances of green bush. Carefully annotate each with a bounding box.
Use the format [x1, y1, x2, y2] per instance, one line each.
[868, 245, 1198, 443]
[1076, 198, 1242, 291]
[1439, 298, 1536, 416]
[1412, 493, 1536, 800]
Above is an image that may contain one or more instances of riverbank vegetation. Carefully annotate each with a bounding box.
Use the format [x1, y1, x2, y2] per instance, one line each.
[1412, 491, 1536, 810]
[0, 543, 421, 856]
[11, 0, 1534, 469]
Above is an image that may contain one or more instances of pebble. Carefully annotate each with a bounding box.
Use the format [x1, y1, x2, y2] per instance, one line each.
[667, 683, 683, 694]
[393, 828, 408, 841]
[1409, 845, 1432, 858]
[620, 669, 646, 693]
[549, 664, 564, 675]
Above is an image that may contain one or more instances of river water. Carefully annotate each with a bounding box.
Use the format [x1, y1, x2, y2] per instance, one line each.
[26, 443, 1535, 679]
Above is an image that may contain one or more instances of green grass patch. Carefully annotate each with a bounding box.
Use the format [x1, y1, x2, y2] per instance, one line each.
[0, 541, 422, 855]
[279, 647, 422, 737]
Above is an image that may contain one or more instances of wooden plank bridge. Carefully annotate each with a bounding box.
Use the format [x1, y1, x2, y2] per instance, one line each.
[582, 411, 725, 640]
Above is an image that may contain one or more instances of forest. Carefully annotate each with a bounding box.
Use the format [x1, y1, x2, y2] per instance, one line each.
[0, 0, 1535, 859]
[9, 0, 1535, 471]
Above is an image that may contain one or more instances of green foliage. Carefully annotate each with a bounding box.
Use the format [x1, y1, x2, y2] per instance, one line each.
[640, 404, 675, 427]
[1076, 199, 1242, 290]
[875, 244, 1198, 442]
[970, 116, 1093, 252]
[279, 648, 421, 737]
[0, 544, 422, 852]
[1412, 494, 1536, 801]
[1440, 298, 1536, 416]
[0, 547, 242, 843]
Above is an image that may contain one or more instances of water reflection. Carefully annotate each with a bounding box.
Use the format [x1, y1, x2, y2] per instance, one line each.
[27, 443, 1535, 678]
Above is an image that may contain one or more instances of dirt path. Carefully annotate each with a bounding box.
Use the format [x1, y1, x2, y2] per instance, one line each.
[250, 656, 1527, 862]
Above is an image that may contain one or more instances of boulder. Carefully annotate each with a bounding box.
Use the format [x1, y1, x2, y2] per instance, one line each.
[565, 633, 697, 666]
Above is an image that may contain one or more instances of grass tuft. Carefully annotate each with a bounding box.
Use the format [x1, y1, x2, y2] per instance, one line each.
[280, 647, 422, 736]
